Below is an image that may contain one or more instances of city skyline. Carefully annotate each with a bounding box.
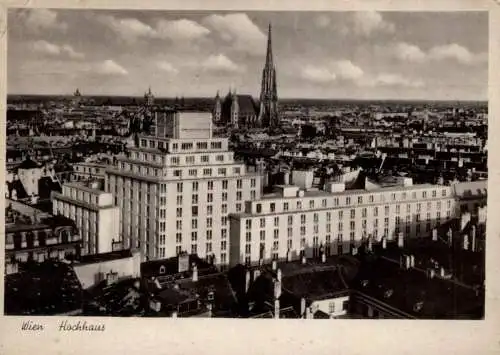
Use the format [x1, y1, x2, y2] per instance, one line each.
[8, 9, 488, 100]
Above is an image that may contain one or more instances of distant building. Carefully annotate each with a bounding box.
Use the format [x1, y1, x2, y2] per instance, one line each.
[213, 90, 258, 129]
[52, 181, 120, 255]
[5, 205, 81, 271]
[144, 87, 155, 107]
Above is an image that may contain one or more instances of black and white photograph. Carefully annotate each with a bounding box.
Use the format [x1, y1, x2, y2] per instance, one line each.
[4, 8, 488, 320]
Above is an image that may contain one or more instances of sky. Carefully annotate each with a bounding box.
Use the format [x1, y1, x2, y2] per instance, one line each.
[7, 9, 488, 100]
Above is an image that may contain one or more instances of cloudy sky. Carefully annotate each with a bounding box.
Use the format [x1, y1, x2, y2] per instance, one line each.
[8, 9, 488, 100]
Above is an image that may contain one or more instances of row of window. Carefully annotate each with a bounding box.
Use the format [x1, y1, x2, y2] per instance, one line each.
[176, 179, 252, 192]
[254, 189, 451, 214]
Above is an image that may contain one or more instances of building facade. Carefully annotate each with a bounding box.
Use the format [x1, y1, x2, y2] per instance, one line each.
[229, 182, 457, 266]
[52, 181, 120, 255]
[214, 90, 259, 129]
[105, 111, 263, 263]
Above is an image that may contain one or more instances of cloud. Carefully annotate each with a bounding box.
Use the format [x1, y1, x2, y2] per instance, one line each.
[394, 42, 427, 63]
[360, 73, 425, 88]
[22, 9, 68, 32]
[32, 40, 84, 59]
[156, 61, 179, 75]
[301, 65, 336, 83]
[200, 54, 243, 73]
[351, 11, 395, 37]
[95, 60, 128, 76]
[392, 42, 486, 65]
[156, 19, 211, 40]
[203, 13, 267, 54]
[300, 60, 363, 84]
[428, 44, 486, 65]
[333, 60, 364, 80]
[98, 15, 209, 42]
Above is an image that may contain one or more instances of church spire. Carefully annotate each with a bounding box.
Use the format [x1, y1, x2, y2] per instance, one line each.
[257, 22, 279, 128]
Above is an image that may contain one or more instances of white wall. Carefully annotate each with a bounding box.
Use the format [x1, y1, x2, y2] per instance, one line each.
[73, 253, 141, 289]
[311, 295, 349, 318]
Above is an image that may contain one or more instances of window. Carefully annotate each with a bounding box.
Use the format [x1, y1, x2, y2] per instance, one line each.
[191, 232, 198, 241]
[300, 226, 306, 235]
[176, 220, 182, 230]
[216, 155, 224, 162]
[260, 230, 266, 240]
[442, 189, 447, 197]
[192, 194, 198, 204]
[313, 213, 319, 223]
[396, 205, 401, 214]
[222, 180, 228, 189]
[176, 233, 182, 243]
[350, 209, 355, 219]
[206, 242, 212, 253]
[251, 191, 256, 199]
[192, 182, 199, 191]
[207, 193, 213, 203]
[201, 155, 209, 163]
[246, 232, 252, 242]
[288, 216, 293, 225]
[176, 208, 182, 217]
[362, 208, 367, 218]
[334, 198, 339, 206]
[369, 195, 374, 203]
[221, 217, 228, 226]
[236, 203, 242, 212]
[329, 302, 335, 314]
[339, 210, 344, 219]
[191, 244, 197, 254]
[327, 212, 331, 221]
[246, 220, 252, 229]
[270, 203, 276, 212]
[322, 199, 327, 207]
[297, 201, 302, 209]
[309, 200, 315, 208]
[256, 204, 262, 213]
[174, 169, 182, 177]
[177, 183, 183, 193]
[260, 218, 266, 228]
[221, 241, 227, 250]
[385, 206, 390, 215]
[236, 191, 242, 201]
[287, 228, 293, 237]
[358, 196, 363, 204]
[222, 204, 228, 214]
[284, 202, 289, 211]
[251, 179, 256, 187]
[274, 229, 279, 239]
[350, 221, 355, 230]
[423, 191, 427, 198]
[237, 179, 243, 189]
[245, 244, 251, 254]
[346, 197, 351, 205]
[203, 168, 212, 176]
[274, 217, 279, 227]
[222, 192, 228, 201]
[206, 230, 212, 240]
[207, 205, 213, 215]
[301, 214, 306, 224]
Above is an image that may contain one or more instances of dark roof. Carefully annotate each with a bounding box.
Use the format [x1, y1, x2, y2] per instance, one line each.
[7, 180, 28, 199]
[5, 261, 83, 315]
[18, 158, 42, 170]
[140, 254, 216, 280]
[38, 176, 62, 199]
[352, 256, 484, 319]
[77, 249, 134, 265]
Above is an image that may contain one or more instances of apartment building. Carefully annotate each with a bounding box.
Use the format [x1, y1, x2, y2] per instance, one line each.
[52, 181, 119, 255]
[105, 110, 262, 263]
[229, 181, 457, 266]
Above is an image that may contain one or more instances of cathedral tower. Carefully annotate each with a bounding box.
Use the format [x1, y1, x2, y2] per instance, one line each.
[257, 23, 279, 128]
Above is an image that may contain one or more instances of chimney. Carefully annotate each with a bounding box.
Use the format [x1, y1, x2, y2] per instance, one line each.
[367, 238, 373, 252]
[432, 228, 438, 241]
[427, 268, 435, 279]
[300, 297, 306, 317]
[460, 212, 471, 231]
[172, 311, 178, 318]
[410, 255, 415, 268]
[301, 255, 307, 264]
[274, 299, 280, 319]
[351, 247, 358, 256]
[274, 279, 282, 300]
[276, 268, 282, 283]
[245, 270, 251, 293]
[440, 267, 445, 278]
[253, 269, 261, 281]
[471, 225, 477, 252]
[321, 252, 326, 263]
[306, 306, 313, 319]
[259, 258, 264, 266]
[397, 233, 404, 248]
[447, 228, 453, 246]
[207, 303, 213, 317]
[192, 264, 198, 282]
[382, 237, 387, 249]
[463, 234, 470, 250]
[272, 260, 277, 271]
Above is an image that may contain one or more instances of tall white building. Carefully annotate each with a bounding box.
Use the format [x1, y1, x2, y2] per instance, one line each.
[52, 181, 120, 255]
[105, 110, 262, 264]
[229, 180, 457, 267]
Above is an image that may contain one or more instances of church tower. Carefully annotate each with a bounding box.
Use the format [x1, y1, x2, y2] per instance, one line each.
[257, 23, 279, 128]
[144, 86, 154, 107]
[213, 91, 222, 123]
[231, 90, 239, 129]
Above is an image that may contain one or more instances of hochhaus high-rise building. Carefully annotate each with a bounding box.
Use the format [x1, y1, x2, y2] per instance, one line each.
[105, 110, 263, 264]
[257, 24, 279, 128]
